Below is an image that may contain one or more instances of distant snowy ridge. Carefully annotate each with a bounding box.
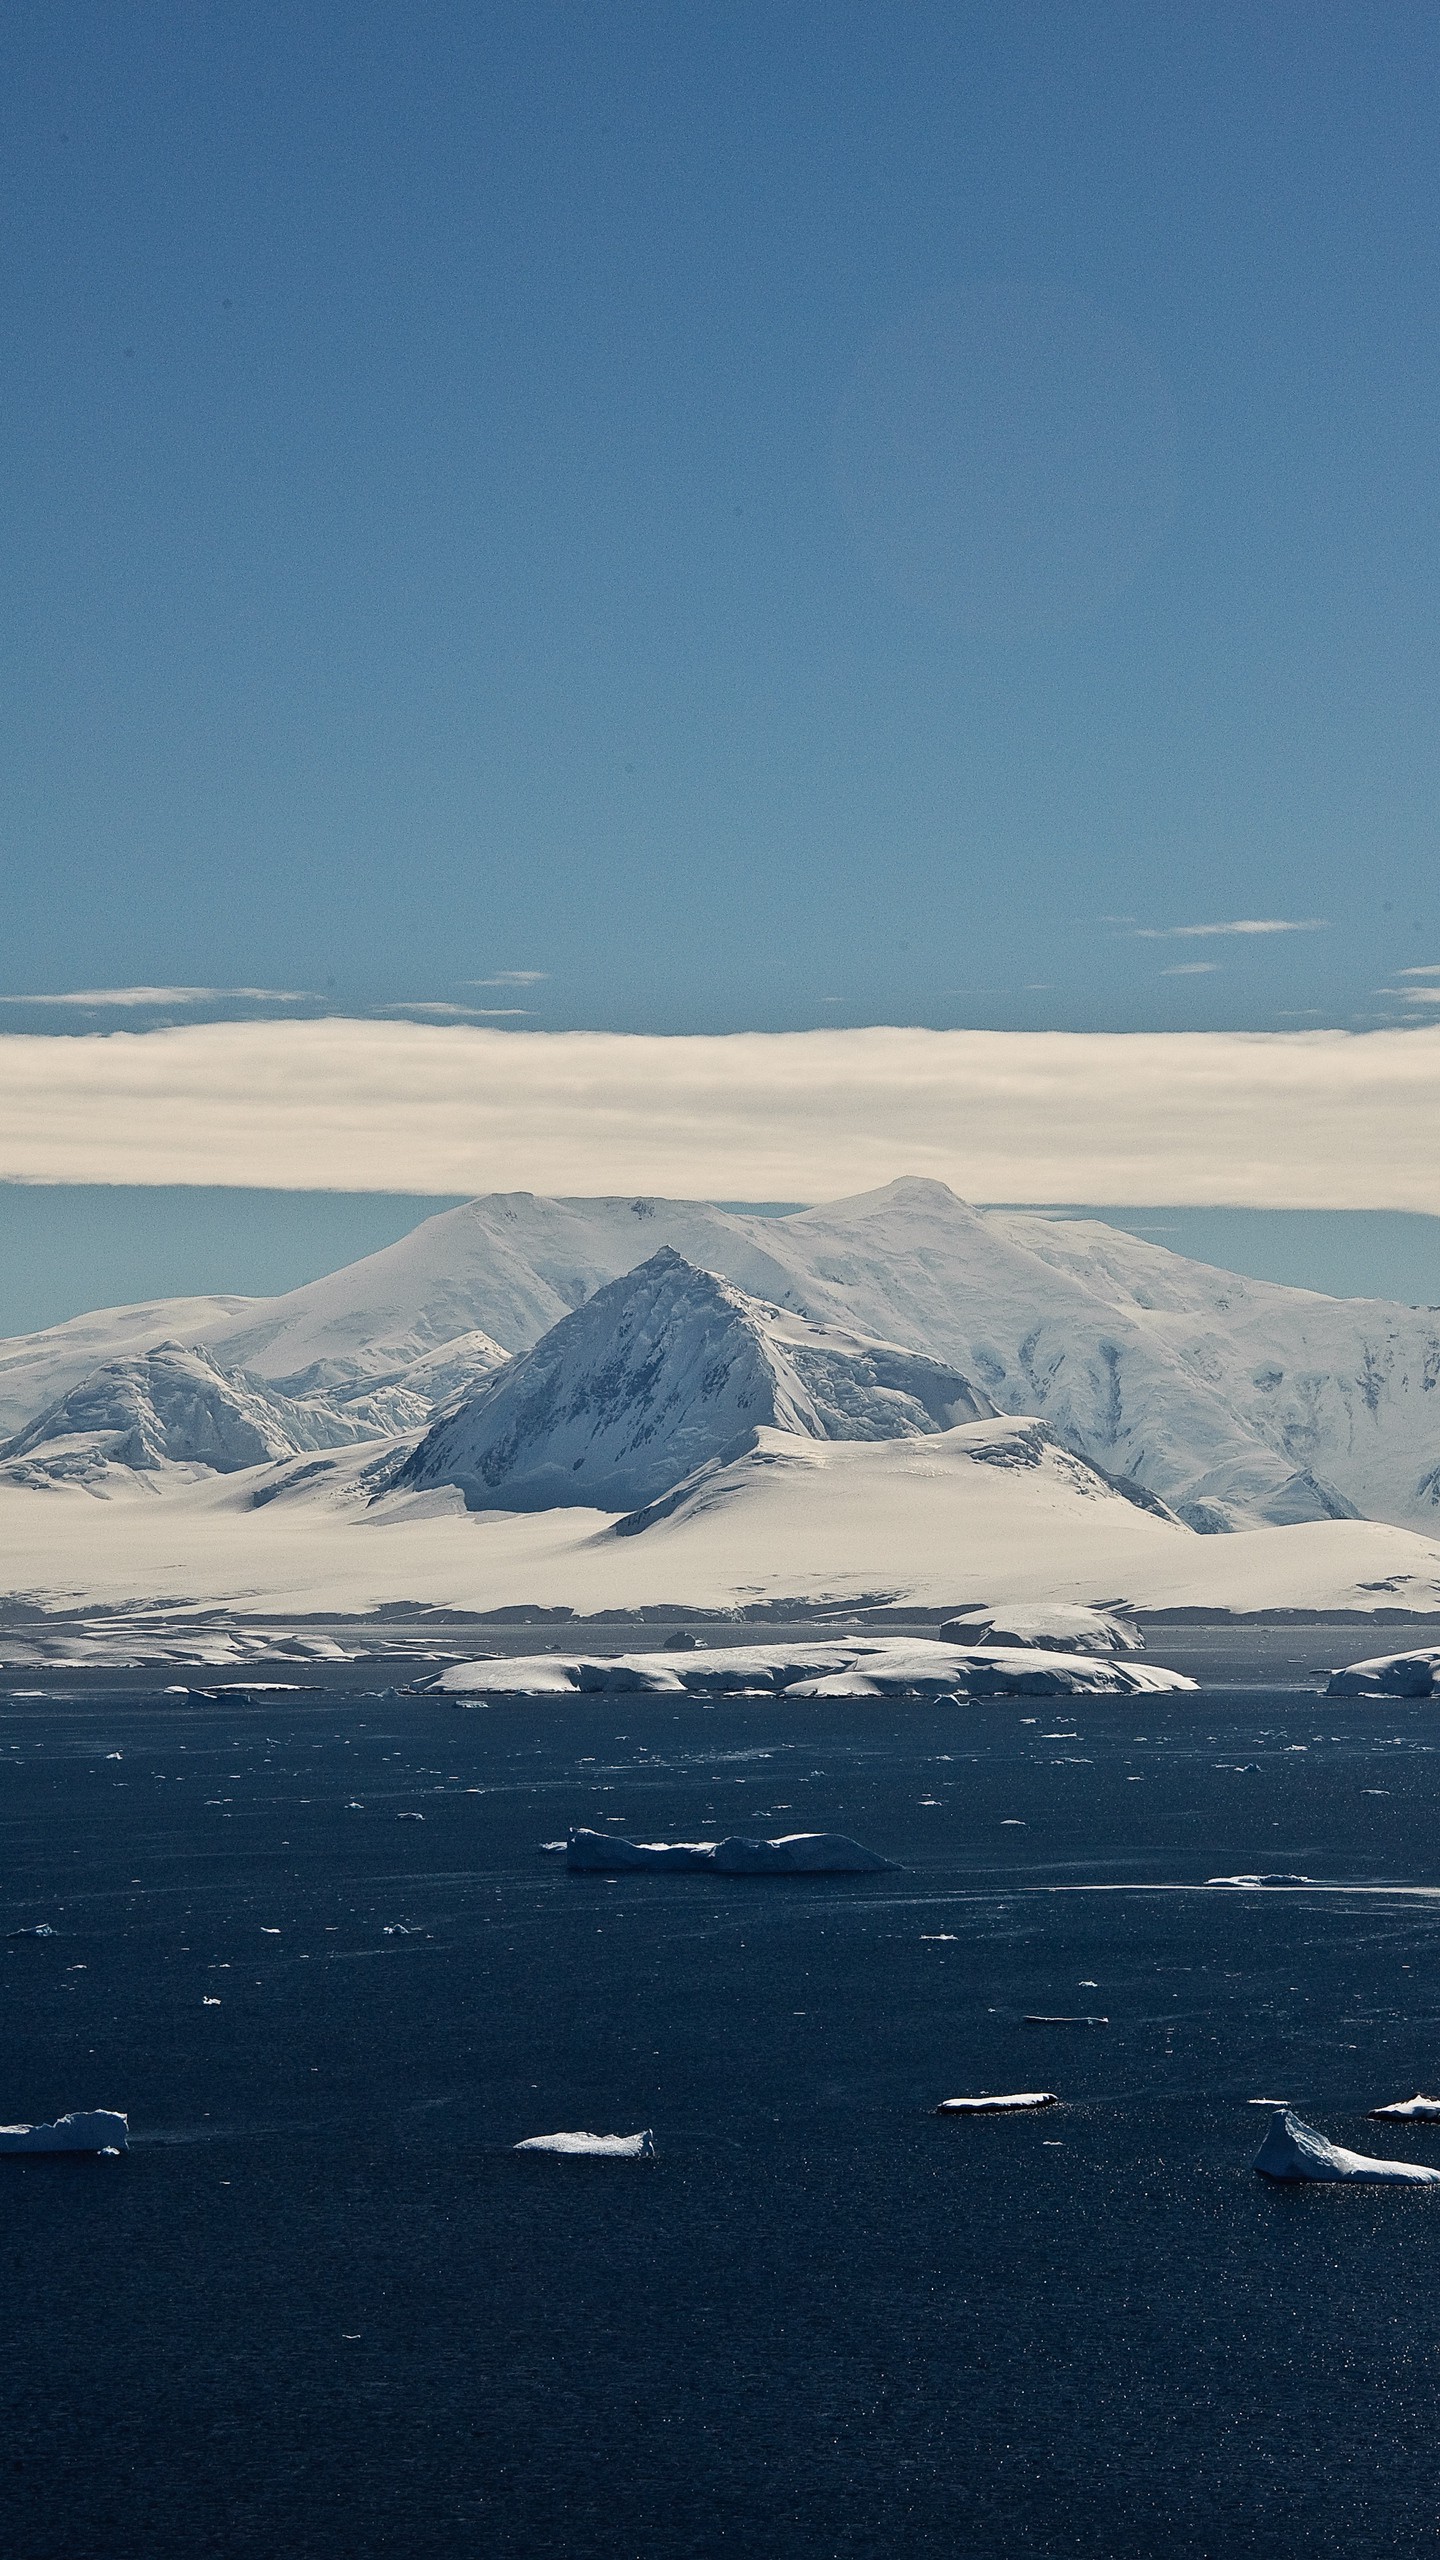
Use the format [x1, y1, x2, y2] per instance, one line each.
[0, 1342, 394, 1489]
[395, 1247, 993, 1514]
[2, 1176, 1439, 1532]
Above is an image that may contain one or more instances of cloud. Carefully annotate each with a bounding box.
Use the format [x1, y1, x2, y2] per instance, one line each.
[1397, 964, 1440, 979]
[0, 985, 313, 1008]
[1129, 919, 1329, 941]
[1161, 963, 1220, 977]
[465, 971, 549, 988]
[378, 1002, 532, 1019]
[4, 1020, 1440, 1209]
[1378, 985, 1440, 1007]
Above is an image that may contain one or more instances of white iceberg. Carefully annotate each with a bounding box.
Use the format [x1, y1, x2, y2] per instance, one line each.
[515, 2129, 655, 2158]
[940, 1602, 1143, 1655]
[430, 1636, 1194, 1704]
[1253, 2107, 1440, 2184]
[1369, 2095, 1440, 2122]
[936, 2092, 1058, 2115]
[1327, 1647, 1440, 1698]
[1206, 1873, 1311, 1888]
[0, 2108, 128, 2154]
[563, 1827, 895, 1874]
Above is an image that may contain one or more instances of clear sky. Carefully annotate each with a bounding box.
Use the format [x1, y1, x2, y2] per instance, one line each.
[5, 0, 1440, 1040]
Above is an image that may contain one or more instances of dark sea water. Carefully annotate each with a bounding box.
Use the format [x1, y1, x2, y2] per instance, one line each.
[4, 1678, 1440, 2557]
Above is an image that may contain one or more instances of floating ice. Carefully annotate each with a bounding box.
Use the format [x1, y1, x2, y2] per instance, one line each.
[1206, 1873, 1311, 1888]
[1024, 2013, 1108, 2026]
[1369, 2095, 1440, 2122]
[0, 2109, 128, 2154]
[936, 2092, 1058, 2114]
[1253, 2107, 1440, 2183]
[515, 2129, 655, 2158]
[939, 1602, 1142, 1655]
[432, 1636, 1193, 1704]
[563, 1828, 895, 1874]
[1327, 1646, 1440, 1698]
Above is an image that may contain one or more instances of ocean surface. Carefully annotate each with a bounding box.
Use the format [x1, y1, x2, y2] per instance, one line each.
[4, 1670, 1440, 2556]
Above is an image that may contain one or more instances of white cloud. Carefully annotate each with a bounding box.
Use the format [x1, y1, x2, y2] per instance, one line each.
[0, 985, 314, 1008]
[1129, 919, 1328, 940]
[466, 971, 549, 987]
[1161, 962, 1220, 977]
[4, 1019, 1440, 1209]
[1397, 964, 1440, 979]
[378, 1002, 532, 1019]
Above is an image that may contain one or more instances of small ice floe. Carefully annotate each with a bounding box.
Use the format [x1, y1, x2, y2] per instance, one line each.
[562, 1828, 895, 1874]
[538, 1840, 568, 1854]
[936, 2092, 1058, 2115]
[1327, 1646, 1440, 1699]
[4, 1923, 55, 1939]
[1206, 1873, 1312, 1888]
[398, 1811, 425, 1821]
[1253, 2107, 1440, 2184]
[1368, 2095, 1440, 2122]
[0, 2109, 128, 2155]
[1024, 2013, 1108, 2027]
[514, 2129, 655, 2158]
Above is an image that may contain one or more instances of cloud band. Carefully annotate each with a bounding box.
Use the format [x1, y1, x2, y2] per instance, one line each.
[1, 1020, 1439, 1209]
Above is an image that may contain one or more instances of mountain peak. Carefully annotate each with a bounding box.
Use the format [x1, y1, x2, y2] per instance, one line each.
[396, 1248, 990, 1514]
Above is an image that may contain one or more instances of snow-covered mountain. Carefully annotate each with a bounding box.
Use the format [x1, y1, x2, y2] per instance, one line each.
[0, 1342, 390, 1490]
[1, 1178, 1437, 1532]
[396, 1247, 993, 1513]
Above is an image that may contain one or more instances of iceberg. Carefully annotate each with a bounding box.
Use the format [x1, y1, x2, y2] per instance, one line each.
[936, 2092, 1058, 2115]
[1327, 1647, 1440, 1699]
[515, 2129, 655, 2158]
[1252, 2107, 1440, 2183]
[940, 1602, 1143, 1655]
[1368, 2095, 1440, 2122]
[0, 2108, 128, 2154]
[563, 1827, 895, 1874]
[1206, 1873, 1312, 1888]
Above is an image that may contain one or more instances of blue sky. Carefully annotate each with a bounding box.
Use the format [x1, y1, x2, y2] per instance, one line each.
[5, 0, 1440, 1040]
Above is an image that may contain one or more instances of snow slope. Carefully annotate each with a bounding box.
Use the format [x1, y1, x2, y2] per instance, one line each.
[398, 1247, 992, 1513]
[4, 1414, 1440, 1631]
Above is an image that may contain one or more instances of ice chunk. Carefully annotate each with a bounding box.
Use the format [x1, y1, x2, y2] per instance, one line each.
[940, 1603, 1143, 1655]
[936, 2092, 1058, 2114]
[514, 2129, 655, 2158]
[563, 1827, 895, 1874]
[1206, 1873, 1312, 1887]
[0, 2109, 128, 2154]
[1253, 2107, 1440, 2183]
[1023, 2013, 1108, 2026]
[1369, 2095, 1440, 2121]
[1327, 1647, 1440, 1698]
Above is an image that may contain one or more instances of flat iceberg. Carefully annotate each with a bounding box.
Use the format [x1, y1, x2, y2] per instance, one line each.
[1252, 2107, 1440, 2184]
[1369, 2095, 1440, 2121]
[563, 1827, 895, 1874]
[936, 2092, 1058, 2114]
[0, 2108, 128, 2154]
[515, 2129, 655, 2158]
[430, 1637, 1195, 1704]
[1327, 1647, 1440, 1698]
[940, 1603, 1143, 1655]
[1206, 1873, 1311, 1888]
